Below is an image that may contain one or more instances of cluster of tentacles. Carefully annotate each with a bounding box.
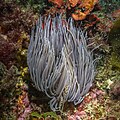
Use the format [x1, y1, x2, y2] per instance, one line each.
[27, 16, 96, 111]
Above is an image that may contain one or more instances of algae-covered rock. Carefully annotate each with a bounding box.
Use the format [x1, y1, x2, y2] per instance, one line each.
[0, 62, 7, 80]
[110, 79, 120, 100]
[108, 18, 120, 69]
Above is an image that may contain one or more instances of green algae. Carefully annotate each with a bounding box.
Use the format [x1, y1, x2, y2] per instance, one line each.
[110, 52, 120, 70]
[108, 18, 120, 48]
[108, 18, 120, 69]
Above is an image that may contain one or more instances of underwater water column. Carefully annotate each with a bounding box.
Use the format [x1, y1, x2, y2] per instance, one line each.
[27, 16, 96, 111]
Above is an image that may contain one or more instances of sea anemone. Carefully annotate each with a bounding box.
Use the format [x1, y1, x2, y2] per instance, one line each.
[27, 15, 96, 111]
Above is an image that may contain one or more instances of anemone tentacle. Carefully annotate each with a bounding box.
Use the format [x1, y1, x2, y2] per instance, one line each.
[27, 15, 96, 111]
